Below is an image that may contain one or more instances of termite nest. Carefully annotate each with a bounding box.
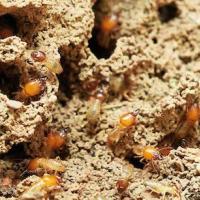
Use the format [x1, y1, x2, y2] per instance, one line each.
[0, 0, 200, 199]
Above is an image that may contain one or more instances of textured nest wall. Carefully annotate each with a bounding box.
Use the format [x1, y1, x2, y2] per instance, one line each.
[0, 0, 200, 200]
[0, 0, 93, 153]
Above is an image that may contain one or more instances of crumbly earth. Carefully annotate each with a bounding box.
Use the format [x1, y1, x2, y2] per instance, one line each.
[0, 0, 200, 199]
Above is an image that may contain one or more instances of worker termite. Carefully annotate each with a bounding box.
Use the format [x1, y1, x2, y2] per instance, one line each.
[43, 130, 67, 157]
[107, 112, 137, 146]
[97, 14, 119, 48]
[15, 79, 44, 101]
[133, 145, 172, 172]
[175, 104, 200, 140]
[115, 164, 134, 193]
[44, 59, 63, 74]
[144, 180, 181, 200]
[21, 174, 60, 200]
[109, 74, 134, 101]
[86, 91, 106, 128]
[30, 50, 63, 74]
[28, 158, 65, 173]
[116, 179, 129, 193]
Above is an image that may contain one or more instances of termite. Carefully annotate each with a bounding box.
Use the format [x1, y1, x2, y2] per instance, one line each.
[15, 79, 45, 101]
[43, 130, 67, 157]
[86, 91, 106, 127]
[21, 174, 60, 200]
[97, 14, 119, 48]
[144, 180, 181, 200]
[133, 145, 172, 172]
[116, 179, 129, 193]
[175, 104, 200, 140]
[44, 59, 63, 75]
[109, 74, 133, 101]
[30, 50, 63, 74]
[116, 164, 134, 193]
[27, 158, 65, 173]
[107, 112, 137, 146]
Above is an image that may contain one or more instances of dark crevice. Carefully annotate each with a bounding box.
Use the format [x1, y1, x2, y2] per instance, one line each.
[172, 138, 188, 149]
[126, 154, 145, 169]
[57, 48, 82, 105]
[158, 2, 179, 23]
[89, 28, 117, 59]
[152, 37, 158, 44]
[0, 126, 7, 137]
[154, 67, 167, 80]
[148, 66, 167, 80]
[0, 143, 28, 160]
[0, 64, 20, 99]
[58, 57, 74, 99]
[0, 14, 18, 39]
[158, 131, 189, 150]
[89, 0, 117, 59]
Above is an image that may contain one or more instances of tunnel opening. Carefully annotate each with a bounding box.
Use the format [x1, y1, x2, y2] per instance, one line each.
[0, 14, 18, 39]
[0, 64, 20, 99]
[158, 2, 179, 23]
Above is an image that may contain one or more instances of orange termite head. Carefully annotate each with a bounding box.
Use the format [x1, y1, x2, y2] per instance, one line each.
[186, 104, 200, 124]
[100, 14, 118, 33]
[46, 131, 66, 151]
[28, 158, 39, 171]
[119, 112, 137, 128]
[22, 80, 43, 97]
[116, 179, 129, 193]
[41, 174, 59, 187]
[143, 146, 161, 160]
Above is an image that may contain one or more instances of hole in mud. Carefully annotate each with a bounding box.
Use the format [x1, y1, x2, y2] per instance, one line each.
[152, 37, 158, 44]
[0, 64, 20, 99]
[57, 57, 74, 101]
[126, 155, 145, 169]
[57, 48, 82, 104]
[154, 67, 166, 80]
[0, 126, 7, 136]
[158, 2, 179, 23]
[0, 14, 18, 39]
[0, 143, 28, 160]
[89, 1, 117, 59]
[89, 28, 117, 59]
